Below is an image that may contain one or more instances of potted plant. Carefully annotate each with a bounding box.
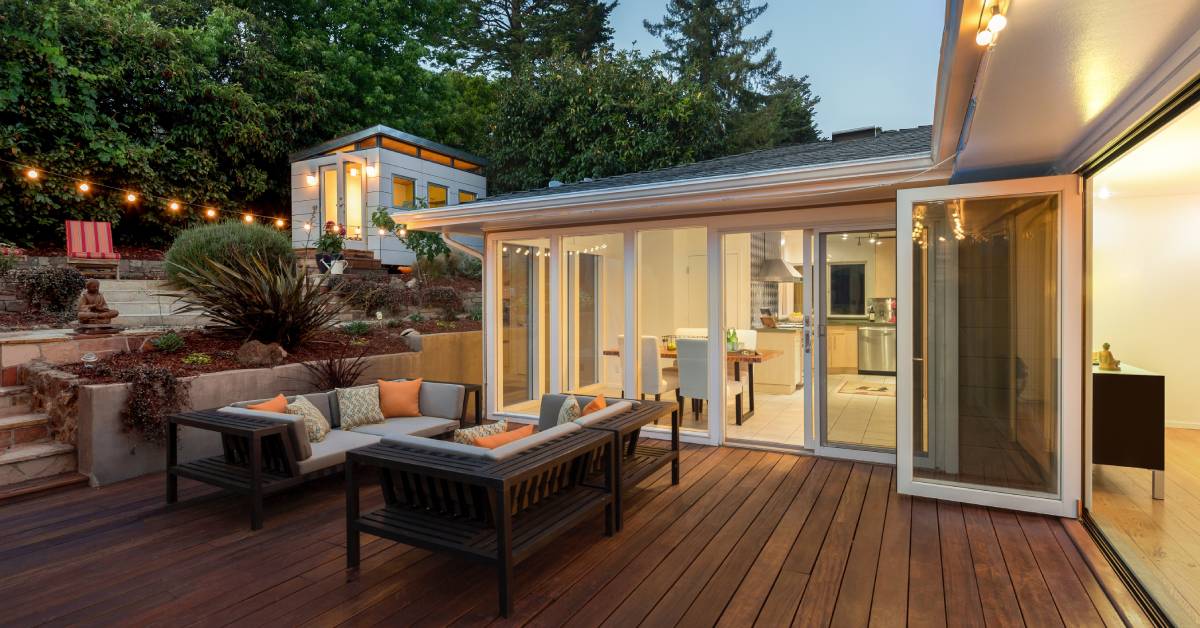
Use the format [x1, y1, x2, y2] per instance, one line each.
[315, 222, 345, 273]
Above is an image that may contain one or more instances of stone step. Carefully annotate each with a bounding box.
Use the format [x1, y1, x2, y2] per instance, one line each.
[0, 413, 49, 448]
[0, 386, 32, 418]
[0, 472, 89, 503]
[0, 440, 76, 488]
[90, 279, 166, 289]
[106, 301, 191, 317]
[99, 289, 184, 302]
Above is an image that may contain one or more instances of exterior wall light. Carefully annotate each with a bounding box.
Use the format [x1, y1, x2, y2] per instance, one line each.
[306, 174, 318, 186]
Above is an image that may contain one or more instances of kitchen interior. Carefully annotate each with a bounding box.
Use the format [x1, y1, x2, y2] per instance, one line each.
[722, 228, 897, 450]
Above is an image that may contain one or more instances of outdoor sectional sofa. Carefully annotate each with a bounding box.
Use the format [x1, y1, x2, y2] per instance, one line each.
[164, 379, 466, 529]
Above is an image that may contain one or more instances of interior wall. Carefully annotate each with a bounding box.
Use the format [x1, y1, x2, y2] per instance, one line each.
[1094, 192, 1200, 427]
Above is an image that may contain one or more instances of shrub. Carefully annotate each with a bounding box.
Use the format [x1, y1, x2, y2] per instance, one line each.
[455, 255, 483, 280]
[164, 253, 338, 349]
[151, 331, 185, 353]
[341, 321, 370, 337]
[164, 222, 294, 283]
[14, 266, 86, 313]
[121, 365, 188, 445]
[182, 352, 211, 365]
[423, 285, 464, 319]
[301, 345, 369, 390]
[467, 307, 482, 321]
[0, 247, 20, 276]
[332, 276, 412, 314]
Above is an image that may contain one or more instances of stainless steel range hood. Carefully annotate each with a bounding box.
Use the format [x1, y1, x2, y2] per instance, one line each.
[759, 257, 803, 282]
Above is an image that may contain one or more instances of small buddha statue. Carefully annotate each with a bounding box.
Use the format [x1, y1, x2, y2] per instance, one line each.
[76, 279, 120, 324]
[1097, 342, 1121, 371]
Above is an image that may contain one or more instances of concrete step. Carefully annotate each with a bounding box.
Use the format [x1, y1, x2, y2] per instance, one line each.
[0, 440, 76, 488]
[0, 413, 49, 448]
[100, 289, 185, 302]
[91, 279, 166, 290]
[107, 301, 191, 317]
[0, 386, 32, 418]
[0, 472, 89, 503]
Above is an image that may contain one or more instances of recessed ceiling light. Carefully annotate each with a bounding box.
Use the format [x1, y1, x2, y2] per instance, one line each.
[1097, 187, 1112, 200]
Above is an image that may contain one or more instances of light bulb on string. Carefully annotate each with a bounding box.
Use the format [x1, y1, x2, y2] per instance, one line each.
[125, 192, 138, 203]
[275, 218, 286, 228]
[205, 208, 217, 219]
[243, 214, 254, 223]
[168, 201, 180, 211]
[25, 169, 38, 179]
[78, 182, 90, 192]
[303, 222, 312, 231]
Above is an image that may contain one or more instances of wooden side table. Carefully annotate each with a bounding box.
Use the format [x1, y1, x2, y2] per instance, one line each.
[580, 400, 679, 530]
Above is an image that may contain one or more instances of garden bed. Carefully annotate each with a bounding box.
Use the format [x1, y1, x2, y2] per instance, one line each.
[58, 321, 481, 382]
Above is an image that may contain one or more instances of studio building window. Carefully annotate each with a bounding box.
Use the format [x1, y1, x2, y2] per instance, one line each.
[393, 177, 415, 208]
[428, 183, 448, 208]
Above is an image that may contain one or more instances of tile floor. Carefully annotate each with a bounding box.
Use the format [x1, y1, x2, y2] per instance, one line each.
[723, 373, 896, 450]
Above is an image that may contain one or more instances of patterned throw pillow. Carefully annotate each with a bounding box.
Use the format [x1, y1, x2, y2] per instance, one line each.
[557, 396, 581, 426]
[287, 396, 330, 443]
[337, 385, 385, 430]
[453, 420, 507, 444]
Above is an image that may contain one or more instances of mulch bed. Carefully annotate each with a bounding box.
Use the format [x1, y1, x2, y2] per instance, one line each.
[0, 310, 68, 331]
[60, 319, 482, 383]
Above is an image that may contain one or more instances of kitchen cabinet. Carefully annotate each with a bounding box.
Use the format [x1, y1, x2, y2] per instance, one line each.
[828, 324, 858, 373]
[873, 238, 896, 296]
[756, 329, 804, 394]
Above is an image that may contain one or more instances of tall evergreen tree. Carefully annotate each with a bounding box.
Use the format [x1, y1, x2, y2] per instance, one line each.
[455, 0, 618, 76]
[644, 0, 818, 152]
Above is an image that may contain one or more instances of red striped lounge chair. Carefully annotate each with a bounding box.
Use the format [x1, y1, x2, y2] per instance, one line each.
[65, 220, 121, 278]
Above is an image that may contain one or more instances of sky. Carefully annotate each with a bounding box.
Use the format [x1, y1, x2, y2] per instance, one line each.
[609, 0, 946, 137]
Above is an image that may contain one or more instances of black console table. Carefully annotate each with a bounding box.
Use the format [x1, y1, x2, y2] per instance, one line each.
[1092, 364, 1165, 499]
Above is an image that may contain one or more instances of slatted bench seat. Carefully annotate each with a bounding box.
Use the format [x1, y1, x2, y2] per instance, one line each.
[345, 428, 616, 617]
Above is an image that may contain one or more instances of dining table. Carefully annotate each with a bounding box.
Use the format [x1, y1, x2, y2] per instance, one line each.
[601, 345, 781, 422]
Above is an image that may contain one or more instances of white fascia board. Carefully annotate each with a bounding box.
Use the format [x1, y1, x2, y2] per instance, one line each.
[403, 152, 938, 230]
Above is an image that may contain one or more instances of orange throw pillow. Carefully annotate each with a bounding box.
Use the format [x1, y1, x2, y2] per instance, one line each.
[474, 424, 534, 449]
[582, 395, 607, 415]
[378, 378, 422, 417]
[247, 394, 287, 414]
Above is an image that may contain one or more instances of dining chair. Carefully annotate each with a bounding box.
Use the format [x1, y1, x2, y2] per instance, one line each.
[676, 338, 744, 423]
[734, 329, 758, 351]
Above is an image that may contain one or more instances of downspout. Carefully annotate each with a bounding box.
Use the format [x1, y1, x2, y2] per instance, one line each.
[442, 228, 483, 260]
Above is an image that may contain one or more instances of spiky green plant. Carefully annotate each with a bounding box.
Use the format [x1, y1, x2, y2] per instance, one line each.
[165, 254, 338, 350]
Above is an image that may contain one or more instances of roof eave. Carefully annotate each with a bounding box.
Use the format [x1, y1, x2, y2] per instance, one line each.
[288, 124, 490, 166]
[401, 151, 945, 231]
[930, 0, 987, 164]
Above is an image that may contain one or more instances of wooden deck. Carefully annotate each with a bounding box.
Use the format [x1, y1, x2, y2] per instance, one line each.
[0, 444, 1149, 627]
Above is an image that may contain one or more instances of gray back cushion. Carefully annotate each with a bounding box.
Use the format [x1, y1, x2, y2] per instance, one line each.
[418, 381, 465, 420]
[299, 392, 336, 427]
[538, 394, 575, 432]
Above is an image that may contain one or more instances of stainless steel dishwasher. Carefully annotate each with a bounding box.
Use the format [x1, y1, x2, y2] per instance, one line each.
[857, 325, 896, 375]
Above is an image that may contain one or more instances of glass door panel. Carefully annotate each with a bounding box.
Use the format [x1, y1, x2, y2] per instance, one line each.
[818, 230, 898, 452]
[344, 162, 365, 248]
[563, 234, 624, 398]
[898, 176, 1082, 517]
[499, 239, 549, 415]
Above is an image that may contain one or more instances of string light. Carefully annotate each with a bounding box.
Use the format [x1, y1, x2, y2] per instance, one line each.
[377, 227, 387, 236]
[303, 222, 312, 231]
[243, 213, 254, 223]
[397, 224, 407, 237]
[275, 218, 285, 228]
[3, 157, 292, 225]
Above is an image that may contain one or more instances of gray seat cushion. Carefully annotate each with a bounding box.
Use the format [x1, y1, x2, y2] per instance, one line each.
[219, 406, 312, 461]
[297, 429, 381, 474]
[351, 416, 459, 439]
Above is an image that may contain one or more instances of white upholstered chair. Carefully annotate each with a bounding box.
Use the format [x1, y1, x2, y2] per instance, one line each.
[676, 338, 744, 422]
[734, 329, 758, 351]
[640, 336, 679, 401]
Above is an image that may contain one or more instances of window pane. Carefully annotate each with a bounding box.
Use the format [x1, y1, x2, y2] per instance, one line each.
[344, 163, 363, 240]
[458, 190, 477, 204]
[428, 184, 448, 208]
[381, 137, 418, 156]
[393, 177, 415, 208]
[638, 227, 708, 435]
[321, 166, 338, 227]
[563, 234, 623, 398]
[423, 150, 454, 166]
[911, 194, 1059, 496]
[500, 239, 549, 415]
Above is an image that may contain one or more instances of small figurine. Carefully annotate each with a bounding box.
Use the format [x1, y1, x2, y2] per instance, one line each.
[76, 279, 120, 324]
[1097, 342, 1121, 371]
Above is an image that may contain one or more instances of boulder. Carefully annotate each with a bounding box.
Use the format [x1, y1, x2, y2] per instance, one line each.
[235, 340, 288, 368]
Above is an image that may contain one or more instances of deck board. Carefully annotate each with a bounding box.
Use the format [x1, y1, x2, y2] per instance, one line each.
[0, 444, 1141, 627]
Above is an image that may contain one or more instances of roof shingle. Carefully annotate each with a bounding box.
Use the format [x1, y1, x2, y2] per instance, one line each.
[483, 125, 932, 203]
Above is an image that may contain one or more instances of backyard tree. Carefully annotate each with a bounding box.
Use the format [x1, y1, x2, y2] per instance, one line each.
[485, 49, 723, 194]
[453, 0, 619, 76]
[643, 0, 819, 153]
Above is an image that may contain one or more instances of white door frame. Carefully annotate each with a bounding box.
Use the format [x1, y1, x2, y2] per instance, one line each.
[896, 175, 1083, 518]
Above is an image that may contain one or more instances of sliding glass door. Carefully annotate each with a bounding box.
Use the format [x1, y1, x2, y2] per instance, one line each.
[897, 176, 1082, 516]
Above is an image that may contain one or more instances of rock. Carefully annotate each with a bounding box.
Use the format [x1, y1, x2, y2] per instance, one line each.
[235, 341, 288, 368]
[399, 328, 422, 351]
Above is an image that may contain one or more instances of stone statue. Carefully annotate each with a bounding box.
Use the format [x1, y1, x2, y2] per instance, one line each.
[76, 279, 120, 324]
[1097, 342, 1121, 371]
